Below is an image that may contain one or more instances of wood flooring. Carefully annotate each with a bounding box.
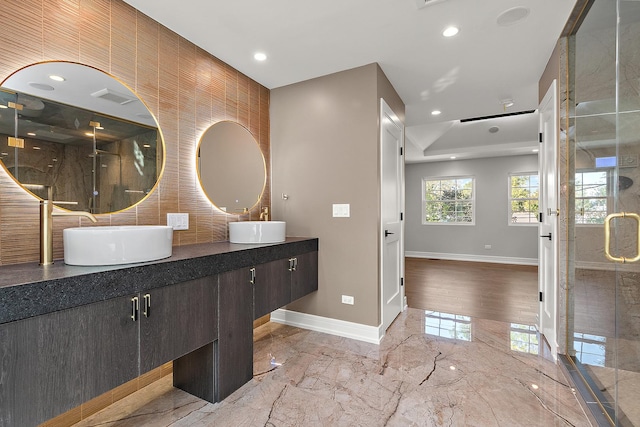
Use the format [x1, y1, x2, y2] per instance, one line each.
[405, 257, 539, 325]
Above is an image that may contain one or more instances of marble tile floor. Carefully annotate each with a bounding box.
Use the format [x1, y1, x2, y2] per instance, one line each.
[74, 308, 591, 426]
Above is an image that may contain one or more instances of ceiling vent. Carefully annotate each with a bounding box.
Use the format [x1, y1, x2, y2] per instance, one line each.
[460, 110, 536, 123]
[415, 0, 448, 10]
[90, 88, 135, 105]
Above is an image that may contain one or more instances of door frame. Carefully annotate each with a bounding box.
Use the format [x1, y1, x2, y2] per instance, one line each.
[379, 98, 405, 334]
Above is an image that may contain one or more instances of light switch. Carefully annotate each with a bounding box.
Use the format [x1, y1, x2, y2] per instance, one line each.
[167, 213, 189, 230]
[332, 204, 350, 218]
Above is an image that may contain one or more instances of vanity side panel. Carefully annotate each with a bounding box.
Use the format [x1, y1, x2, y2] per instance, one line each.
[218, 268, 254, 401]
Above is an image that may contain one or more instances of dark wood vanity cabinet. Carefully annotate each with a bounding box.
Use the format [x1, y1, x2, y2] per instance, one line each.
[218, 268, 255, 401]
[253, 258, 292, 319]
[0, 295, 138, 427]
[253, 252, 319, 320]
[290, 251, 319, 301]
[0, 240, 318, 426]
[140, 276, 218, 373]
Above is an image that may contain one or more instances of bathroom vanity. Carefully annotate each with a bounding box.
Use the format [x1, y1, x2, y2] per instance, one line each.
[0, 237, 318, 427]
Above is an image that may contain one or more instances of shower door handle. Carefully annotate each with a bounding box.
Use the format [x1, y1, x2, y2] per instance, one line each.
[604, 212, 640, 263]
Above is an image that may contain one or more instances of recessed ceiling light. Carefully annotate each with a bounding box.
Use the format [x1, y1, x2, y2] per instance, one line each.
[431, 110, 442, 116]
[532, 149, 539, 153]
[48, 74, 65, 82]
[442, 26, 459, 37]
[450, 156, 457, 159]
[254, 52, 267, 61]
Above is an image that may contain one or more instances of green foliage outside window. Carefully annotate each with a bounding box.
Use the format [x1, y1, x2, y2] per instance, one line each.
[575, 171, 608, 224]
[510, 174, 539, 224]
[423, 177, 474, 224]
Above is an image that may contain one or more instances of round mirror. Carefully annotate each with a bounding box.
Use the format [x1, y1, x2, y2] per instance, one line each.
[0, 62, 164, 214]
[197, 121, 266, 213]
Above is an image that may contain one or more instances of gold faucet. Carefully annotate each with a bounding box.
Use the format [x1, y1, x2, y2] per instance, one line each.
[259, 207, 269, 221]
[40, 187, 97, 265]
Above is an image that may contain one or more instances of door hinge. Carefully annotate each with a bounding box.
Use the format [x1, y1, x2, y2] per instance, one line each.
[539, 132, 543, 143]
[400, 212, 403, 221]
[538, 212, 543, 223]
[401, 277, 404, 287]
[400, 147, 403, 156]
[539, 291, 543, 302]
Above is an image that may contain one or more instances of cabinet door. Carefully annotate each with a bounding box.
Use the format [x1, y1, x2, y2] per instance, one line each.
[291, 251, 319, 301]
[0, 296, 138, 427]
[218, 268, 254, 401]
[140, 275, 218, 374]
[253, 259, 291, 319]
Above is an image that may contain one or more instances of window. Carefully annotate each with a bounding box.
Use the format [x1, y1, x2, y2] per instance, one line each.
[510, 324, 539, 355]
[575, 170, 609, 224]
[423, 176, 475, 225]
[509, 173, 539, 225]
[424, 311, 472, 341]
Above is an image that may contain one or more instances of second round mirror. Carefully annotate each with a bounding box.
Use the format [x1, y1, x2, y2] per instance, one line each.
[197, 122, 266, 213]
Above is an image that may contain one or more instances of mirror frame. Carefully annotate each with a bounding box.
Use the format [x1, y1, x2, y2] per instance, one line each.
[196, 120, 266, 214]
[0, 61, 166, 214]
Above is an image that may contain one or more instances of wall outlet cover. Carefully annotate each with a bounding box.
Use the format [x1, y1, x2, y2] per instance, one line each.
[167, 213, 189, 230]
[341, 295, 354, 305]
[333, 204, 350, 218]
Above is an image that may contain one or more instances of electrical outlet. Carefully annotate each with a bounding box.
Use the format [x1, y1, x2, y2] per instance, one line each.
[167, 213, 189, 230]
[484, 244, 492, 250]
[341, 295, 354, 305]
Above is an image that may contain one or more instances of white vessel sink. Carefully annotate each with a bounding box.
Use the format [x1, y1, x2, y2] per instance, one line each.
[229, 221, 286, 244]
[63, 225, 173, 266]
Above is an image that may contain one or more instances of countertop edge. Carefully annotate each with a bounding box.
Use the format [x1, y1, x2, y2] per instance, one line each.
[0, 237, 318, 324]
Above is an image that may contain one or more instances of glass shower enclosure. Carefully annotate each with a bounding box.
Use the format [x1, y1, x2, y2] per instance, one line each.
[567, 0, 640, 425]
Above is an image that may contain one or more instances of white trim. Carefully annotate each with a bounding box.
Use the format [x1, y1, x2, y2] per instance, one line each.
[270, 309, 384, 345]
[406, 251, 538, 266]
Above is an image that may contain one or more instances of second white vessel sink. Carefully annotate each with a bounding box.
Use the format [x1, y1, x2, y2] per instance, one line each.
[63, 225, 173, 266]
[229, 221, 286, 244]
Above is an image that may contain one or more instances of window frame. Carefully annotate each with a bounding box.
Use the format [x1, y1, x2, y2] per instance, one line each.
[421, 175, 476, 226]
[508, 172, 539, 227]
[575, 168, 612, 226]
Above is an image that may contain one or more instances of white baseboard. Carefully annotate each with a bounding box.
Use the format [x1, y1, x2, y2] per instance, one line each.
[270, 309, 383, 345]
[405, 251, 538, 266]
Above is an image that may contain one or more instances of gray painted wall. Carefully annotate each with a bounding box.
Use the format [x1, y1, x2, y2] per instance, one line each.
[271, 63, 404, 327]
[405, 155, 539, 262]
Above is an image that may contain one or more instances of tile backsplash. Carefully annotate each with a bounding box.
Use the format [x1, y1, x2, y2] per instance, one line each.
[0, 0, 270, 265]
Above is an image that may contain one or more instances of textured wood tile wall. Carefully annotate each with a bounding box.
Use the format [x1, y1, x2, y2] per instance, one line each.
[0, 0, 270, 266]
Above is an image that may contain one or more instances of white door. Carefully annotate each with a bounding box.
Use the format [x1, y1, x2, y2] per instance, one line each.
[538, 80, 558, 360]
[380, 99, 404, 333]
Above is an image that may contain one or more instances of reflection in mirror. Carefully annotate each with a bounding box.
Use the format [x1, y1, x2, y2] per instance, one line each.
[197, 121, 266, 213]
[0, 62, 163, 214]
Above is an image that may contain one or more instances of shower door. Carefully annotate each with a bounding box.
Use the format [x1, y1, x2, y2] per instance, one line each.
[571, 0, 640, 425]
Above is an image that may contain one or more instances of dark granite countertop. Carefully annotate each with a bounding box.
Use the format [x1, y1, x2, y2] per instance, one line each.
[0, 237, 318, 324]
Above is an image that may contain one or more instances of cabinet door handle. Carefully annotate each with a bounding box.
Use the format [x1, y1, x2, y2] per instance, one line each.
[143, 293, 151, 318]
[288, 258, 295, 272]
[131, 296, 139, 322]
[250, 267, 256, 284]
[293, 257, 298, 271]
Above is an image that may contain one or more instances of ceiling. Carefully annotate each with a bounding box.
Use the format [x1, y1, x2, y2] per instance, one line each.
[122, 0, 577, 163]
